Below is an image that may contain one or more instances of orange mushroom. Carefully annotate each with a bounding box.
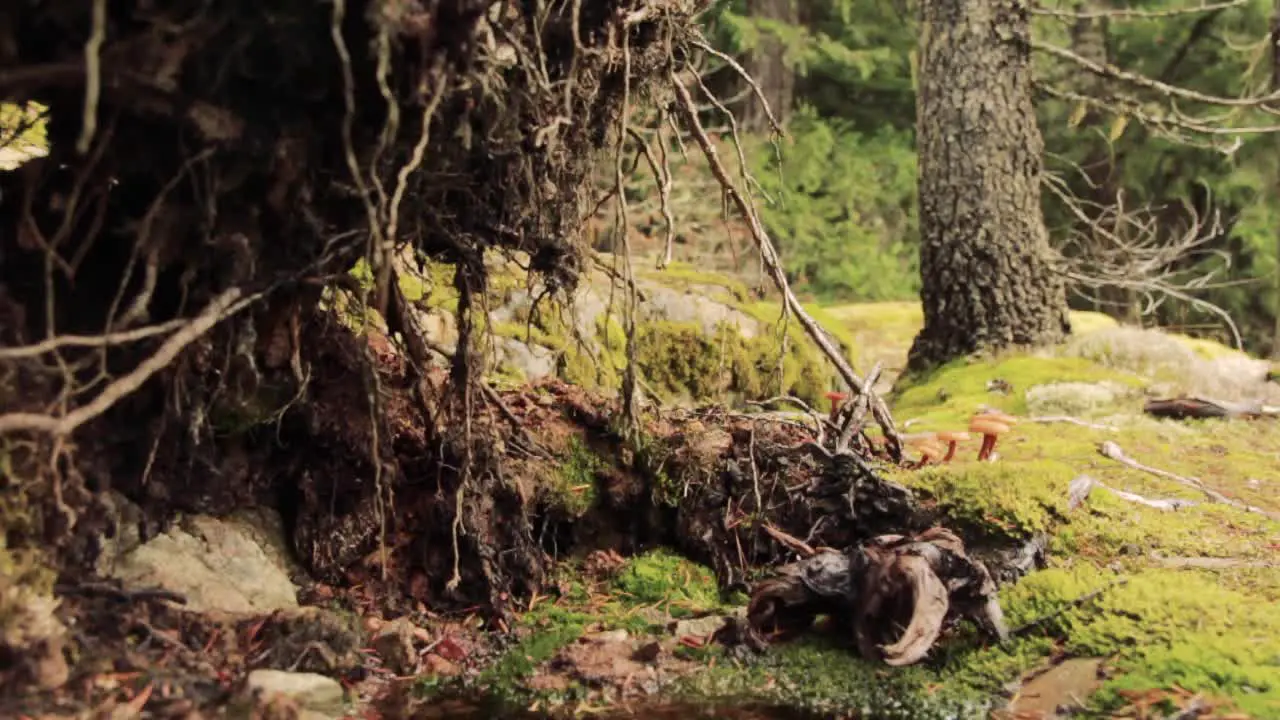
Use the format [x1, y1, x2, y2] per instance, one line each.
[935, 430, 971, 463]
[824, 390, 850, 425]
[904, 433, 945, 469]
[968, 416, 1011, 461]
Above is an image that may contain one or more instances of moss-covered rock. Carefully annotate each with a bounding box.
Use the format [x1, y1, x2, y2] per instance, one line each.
[343, 250, 851, 408]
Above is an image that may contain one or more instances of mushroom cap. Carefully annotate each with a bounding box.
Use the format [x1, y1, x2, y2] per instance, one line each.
[825, 390, 850, 400]
[936, 431, 971, 442]
[902, 432, 939, 445]
[914, 440, 945, 458]
[977, 409, 1019, 425]
[969, 417, 1011, 435]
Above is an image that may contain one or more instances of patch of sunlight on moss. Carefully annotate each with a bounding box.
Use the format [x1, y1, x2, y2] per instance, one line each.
[613, 549, 722, 619]
[0, 102, 49, 171]
[1001, 565, 1280, 716]
[1165, 332, 1248, 361]
[893, 460, 1076, 542]
[1068, 310, 1120, 336]
[669, 636, 995, 718]
[891, 355, 1148, 428]
[637, 260, 751, 303]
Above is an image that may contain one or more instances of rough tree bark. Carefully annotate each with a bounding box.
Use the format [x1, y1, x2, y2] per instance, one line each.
[906, 0, 1071, 372]
[740, 0, 797, 132]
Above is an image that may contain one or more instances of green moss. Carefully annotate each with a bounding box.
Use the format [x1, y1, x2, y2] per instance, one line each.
[0, 102, 48, 170]
[891, 354, 1147, 428]
[612, 549, 722, 618]
[542, 436, 602, 518]
[1001, 565, 1280, 716]
[0, 485, 58, 649]
[669, 635, 995, 718]
[893, 459, 1076, 542]
[637, 261, 752, 303]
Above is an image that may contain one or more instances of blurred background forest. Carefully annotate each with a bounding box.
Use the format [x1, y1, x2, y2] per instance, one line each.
[599, 0, 1280, 356]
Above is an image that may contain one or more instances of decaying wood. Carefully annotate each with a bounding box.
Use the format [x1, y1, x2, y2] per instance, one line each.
[1143, 396, 1280, 421]
[737, 527, 1008, 666]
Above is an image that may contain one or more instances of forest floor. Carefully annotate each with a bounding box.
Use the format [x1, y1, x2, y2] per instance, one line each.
[5, 298, 1279, 720]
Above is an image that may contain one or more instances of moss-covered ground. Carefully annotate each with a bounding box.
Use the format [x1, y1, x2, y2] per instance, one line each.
[453, 301, 1280, 718]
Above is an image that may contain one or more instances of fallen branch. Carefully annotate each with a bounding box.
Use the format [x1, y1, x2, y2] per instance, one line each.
[1096, 441, 1280, 520]
[1143, 396, 1280, 421]
[670, 73, 902, 461]
[1068, 474, 1198, 512]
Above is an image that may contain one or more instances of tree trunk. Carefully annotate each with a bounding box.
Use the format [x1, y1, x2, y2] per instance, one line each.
[740, 0, 797, 132]
[906, 0, 1071, 372]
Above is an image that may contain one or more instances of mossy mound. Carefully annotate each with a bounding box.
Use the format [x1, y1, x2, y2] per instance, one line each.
[873, 334, 1280, 717]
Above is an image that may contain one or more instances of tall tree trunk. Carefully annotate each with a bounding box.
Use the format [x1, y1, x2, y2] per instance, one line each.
[906, 0, 1071, 372]
[740, 0, 797, 132]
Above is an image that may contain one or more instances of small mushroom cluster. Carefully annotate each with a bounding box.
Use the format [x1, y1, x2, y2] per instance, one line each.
[902, 410, 1018, 468]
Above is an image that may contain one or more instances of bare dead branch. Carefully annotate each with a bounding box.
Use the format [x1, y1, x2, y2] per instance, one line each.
[669, 73, 903, 461]
[1034, 40, 1280, 108]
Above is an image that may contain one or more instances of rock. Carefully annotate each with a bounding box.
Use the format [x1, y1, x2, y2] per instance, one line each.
[31, 636, 70, 691]
[1024, 381, 1131, 417]
[583, 629, 630, 644]
[109, 513, 298, 614]
[226, 507, 310, 582]
[494, 336, 557, 380]
[246, 669, 347, 718]
[414, 308, 458, 353]
[669, 615, 726, 639]
[640, 283, 759, 339]
[93, 491, 145, 576]
[373, 617, 418, 675]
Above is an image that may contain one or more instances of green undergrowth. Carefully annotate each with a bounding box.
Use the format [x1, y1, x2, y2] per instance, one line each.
[541, 436, 602, 519]
[0, 479, 60, 652]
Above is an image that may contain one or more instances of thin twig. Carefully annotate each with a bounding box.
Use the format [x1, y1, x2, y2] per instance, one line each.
[0, 288, 259, 437]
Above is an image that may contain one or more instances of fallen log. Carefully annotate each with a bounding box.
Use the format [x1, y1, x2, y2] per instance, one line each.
[1143, 396, 1280, 421]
